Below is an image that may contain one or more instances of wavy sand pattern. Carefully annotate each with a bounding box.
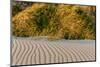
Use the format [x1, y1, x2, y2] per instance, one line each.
[12, 38, 95, 66]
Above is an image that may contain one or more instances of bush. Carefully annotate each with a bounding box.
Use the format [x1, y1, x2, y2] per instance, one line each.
[12, 2, 96, 40]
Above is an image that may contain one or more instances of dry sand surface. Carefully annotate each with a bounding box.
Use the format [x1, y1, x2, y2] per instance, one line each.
[11, 38, 95, 66]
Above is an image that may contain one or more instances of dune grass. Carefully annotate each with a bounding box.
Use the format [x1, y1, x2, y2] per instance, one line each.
[12, 2, 96, 40]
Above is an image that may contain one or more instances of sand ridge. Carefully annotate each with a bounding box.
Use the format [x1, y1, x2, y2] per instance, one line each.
[11, 38, 95, 66]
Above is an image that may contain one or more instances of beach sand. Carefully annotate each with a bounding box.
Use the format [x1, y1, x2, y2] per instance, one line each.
[11, 38, 95, 66]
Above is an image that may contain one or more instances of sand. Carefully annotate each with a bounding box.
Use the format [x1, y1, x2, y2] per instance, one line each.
[11, 38, 95, 66]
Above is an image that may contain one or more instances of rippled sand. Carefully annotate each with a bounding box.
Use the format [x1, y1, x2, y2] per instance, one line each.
[11, 38, 95, 66]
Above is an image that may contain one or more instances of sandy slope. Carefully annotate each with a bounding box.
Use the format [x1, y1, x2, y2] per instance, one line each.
[11, 38, 95, 66]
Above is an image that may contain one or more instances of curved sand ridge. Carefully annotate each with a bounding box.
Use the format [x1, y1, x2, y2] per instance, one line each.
[12, 38, 95, 66]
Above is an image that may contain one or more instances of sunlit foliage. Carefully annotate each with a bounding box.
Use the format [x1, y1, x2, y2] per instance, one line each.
[12, 2, 96, 40]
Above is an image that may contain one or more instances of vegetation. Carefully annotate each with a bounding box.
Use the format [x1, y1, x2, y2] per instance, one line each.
[12, 2, 96, 40]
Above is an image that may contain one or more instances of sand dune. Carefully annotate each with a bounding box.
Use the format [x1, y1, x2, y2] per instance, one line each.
[11, 38, 95, 66]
